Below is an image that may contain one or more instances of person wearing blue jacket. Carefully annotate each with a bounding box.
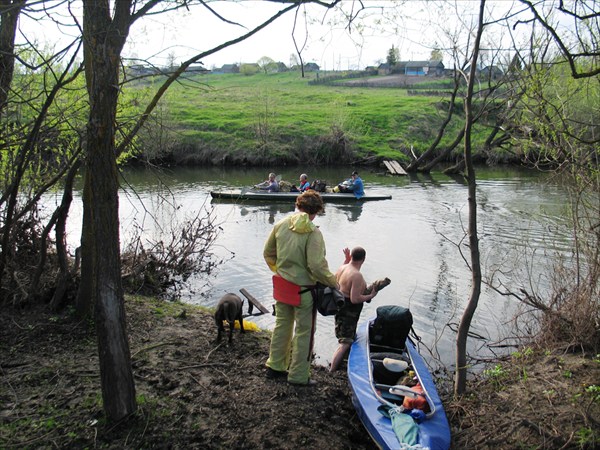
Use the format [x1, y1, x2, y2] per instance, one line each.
[337, 171, 364, 199]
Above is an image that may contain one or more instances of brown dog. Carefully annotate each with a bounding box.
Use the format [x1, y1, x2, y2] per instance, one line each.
[215, 293, 245, 343]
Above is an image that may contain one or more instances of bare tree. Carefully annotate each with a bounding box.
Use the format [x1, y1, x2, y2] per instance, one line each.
[518, 0, 600, 79]
[292, 4, 309, 77]
[454, 0, 486, 397]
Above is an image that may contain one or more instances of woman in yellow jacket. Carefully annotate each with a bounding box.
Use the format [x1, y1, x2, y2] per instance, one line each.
[263, 191, 337, 386]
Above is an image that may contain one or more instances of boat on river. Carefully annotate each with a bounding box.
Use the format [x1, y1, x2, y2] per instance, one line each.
[210, 189, 392, 202]
[348, 318, 451, 450]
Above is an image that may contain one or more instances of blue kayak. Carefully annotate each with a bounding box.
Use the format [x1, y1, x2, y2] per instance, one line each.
[348, 319, 451, 450]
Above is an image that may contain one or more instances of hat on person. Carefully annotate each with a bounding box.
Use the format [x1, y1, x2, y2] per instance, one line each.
[351, 171, 359, 176]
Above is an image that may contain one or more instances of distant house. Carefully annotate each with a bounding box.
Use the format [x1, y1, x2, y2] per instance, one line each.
[377, 62, 391, 75]
[185, 62, 209, 74]
[127, 64, 158, 77]
[378, 60, 445, 76]
[219, 64, 239, 74]
[400, 60, 445, 76]
[480, 65, 504, 80]
[304, 62, 320, 72]
[276, 62, 288, 72]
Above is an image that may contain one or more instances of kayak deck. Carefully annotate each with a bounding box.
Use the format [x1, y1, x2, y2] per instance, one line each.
[210, 190, 392, 202]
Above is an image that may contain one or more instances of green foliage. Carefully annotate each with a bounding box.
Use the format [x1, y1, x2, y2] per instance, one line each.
[575, 427, 597, 447]
[387, 45, 399, 66]
[239, 64, 259, 76]
[585, 385, 600, 403]
[515, 60, 599, 166]
[513, 347, 534, 359]
[483, 364, 508, 389]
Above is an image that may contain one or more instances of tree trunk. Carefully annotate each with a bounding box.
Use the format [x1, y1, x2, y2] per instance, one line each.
[82, 0, 136, 422]
[0, 0, 23, 117]
[49, 159, 81, 311]
[406, 74, 461, 172]
[75, 174, 94, 318]
[454, 0, 485, 397]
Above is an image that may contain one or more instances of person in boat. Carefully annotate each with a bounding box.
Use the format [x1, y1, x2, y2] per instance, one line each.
[330, 246, 378, 372]
[255, 172, 279, 192]
[335, 171, 364, 199]
[290, 173, 311, 193]
[263, 191, 338, 386]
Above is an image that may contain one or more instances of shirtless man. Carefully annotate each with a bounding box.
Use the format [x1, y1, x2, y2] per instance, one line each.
[330, 246, 378, 372]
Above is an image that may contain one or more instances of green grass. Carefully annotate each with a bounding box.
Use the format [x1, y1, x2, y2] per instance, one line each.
[128, 71, 481, 162]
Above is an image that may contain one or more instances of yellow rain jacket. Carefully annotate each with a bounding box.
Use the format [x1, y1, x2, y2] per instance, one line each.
[263, 212, 337, 288]
[263, 212, 336, 384]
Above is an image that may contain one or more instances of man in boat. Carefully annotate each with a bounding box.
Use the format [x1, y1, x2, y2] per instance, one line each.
[335, 171, 364, 199]
[290, 173, 311, 193]
[330, 246, 378, 372]
[255, 172, 279, 192]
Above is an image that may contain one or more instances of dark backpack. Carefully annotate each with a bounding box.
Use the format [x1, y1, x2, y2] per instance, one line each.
[369, 305, 413, 350]
[310, 179, 327, 192]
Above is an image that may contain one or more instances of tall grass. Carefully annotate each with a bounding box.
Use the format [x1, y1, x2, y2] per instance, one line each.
[129, 71, 482, 164]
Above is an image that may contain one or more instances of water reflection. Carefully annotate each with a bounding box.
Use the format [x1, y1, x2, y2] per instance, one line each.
[60, 166, 574, 369]
[238, 204, 296, 224]
[336, 203, 363, 222]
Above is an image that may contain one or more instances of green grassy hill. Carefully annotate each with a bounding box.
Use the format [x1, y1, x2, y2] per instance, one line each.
[131, 71, 486, 166]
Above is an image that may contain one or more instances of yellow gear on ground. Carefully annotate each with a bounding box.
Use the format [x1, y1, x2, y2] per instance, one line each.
[223, 319, 260, 331]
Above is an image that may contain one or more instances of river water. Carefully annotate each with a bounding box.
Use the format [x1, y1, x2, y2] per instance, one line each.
[54, 165, 572, 369]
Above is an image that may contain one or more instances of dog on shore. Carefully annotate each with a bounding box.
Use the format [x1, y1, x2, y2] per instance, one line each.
[215, 293, 245, 343]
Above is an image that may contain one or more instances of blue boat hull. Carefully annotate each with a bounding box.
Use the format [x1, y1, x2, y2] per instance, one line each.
[348, 319, 451, 450]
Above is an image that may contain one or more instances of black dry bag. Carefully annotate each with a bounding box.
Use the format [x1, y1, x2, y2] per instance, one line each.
[369, 305, 413, 350]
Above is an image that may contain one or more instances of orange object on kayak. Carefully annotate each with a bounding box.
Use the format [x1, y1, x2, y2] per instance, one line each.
[402, 383, 429, 411]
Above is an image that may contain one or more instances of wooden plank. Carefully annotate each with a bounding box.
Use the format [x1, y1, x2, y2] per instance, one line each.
[239, 288, 270, 315]
[383, 160, 398, 175]
[390, 160, 407, 175]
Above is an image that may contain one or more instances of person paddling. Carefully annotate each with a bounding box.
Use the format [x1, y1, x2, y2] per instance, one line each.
[255, 172, 280, 192]
[335, 171, 364, 199]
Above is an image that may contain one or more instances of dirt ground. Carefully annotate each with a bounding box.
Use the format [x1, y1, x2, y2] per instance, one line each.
[1, 296, 598, 449]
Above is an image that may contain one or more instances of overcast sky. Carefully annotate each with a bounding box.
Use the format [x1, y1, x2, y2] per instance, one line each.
[19, 1, 546, 71]
[122, 1, 446, 70]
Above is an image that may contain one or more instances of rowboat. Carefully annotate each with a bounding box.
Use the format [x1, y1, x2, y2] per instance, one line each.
[348, 318, 451, 450]
[210, 189, 392, 202]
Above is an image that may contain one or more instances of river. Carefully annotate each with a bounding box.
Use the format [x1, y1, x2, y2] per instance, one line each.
[52, 165, 572, 369]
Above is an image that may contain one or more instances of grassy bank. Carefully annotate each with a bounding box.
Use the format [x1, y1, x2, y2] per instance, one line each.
[130, 71, 488, 165]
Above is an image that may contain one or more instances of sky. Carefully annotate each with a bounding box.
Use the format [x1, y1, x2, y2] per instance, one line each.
[128, 1, 452, 70]
[20, 1, 468, 71]
[18, 1, 552, 72]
